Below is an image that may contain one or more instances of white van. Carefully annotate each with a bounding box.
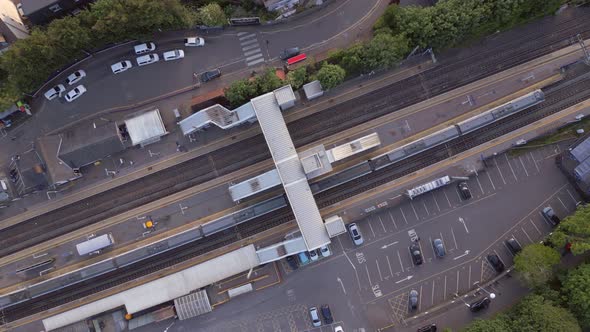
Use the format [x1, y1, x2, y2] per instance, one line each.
[134, 42, 156, 55]
[136, 54, 159, 66]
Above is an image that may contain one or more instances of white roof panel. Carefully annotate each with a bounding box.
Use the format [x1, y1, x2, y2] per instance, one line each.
[124, 109, 167, 146]
[228, 168, 281, 202]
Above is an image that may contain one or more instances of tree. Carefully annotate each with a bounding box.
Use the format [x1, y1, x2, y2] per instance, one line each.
[514, 243, 560, 288]
[316, 63, 345, 90]
[508, 295, 581, 332]
[364, 33, 410, 70]
[286, 67, 308, 90]
[199, 3, 226, 27]
[548, 205, 590, 255]
[328, 44, 365, 75]
[224, 79, 257, 107]
[462, 316, 511, 332]
[562, 264, 590, 328]
[254, 68, 282, 95]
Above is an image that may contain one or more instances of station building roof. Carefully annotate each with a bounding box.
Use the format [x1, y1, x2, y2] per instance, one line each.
[124, 109, 167, 147]
[57, 122, 124, 168]
[36, 135, 80, 186]
[178, 103, 256, 135]
[571, 137, 590, 163]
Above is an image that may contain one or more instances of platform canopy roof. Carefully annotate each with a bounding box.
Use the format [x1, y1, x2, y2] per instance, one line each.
[124, 109, 167, 147]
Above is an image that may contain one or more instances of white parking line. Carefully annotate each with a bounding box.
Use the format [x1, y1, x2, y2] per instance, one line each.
[377, 260, 383, 282]
[440, 232, 447, 252]
[431, 281, 436, 306]
[388, 211, 398, 229]
[503, 241, 515, 256]
[432, 192, 441, 212]
[455, 186, 462, 202]
[443, 276, 448, 300]
[378, 215, 387, 233]
[408, 247, 415, 267]
[468, 265, 472, 288]
[429, 236, 436, 258]
[505, 154, 518, 181]
[485, 170, 496, 190]
[521, 227, 533, 243]
[494, 158, 507, 185]
[518, 156, 529, 177]
[242, 43, 260, 51]
[443, 189, 452, 207]
[476, 176, 484, 195]
[397, 250, 405, 273]
[557, 196, 568, 211]
[566, 189, 578, 205]
[493, 249, 507, 267]
[422, 200, 430, 216]
[410, 202, 420, 220]
[480, 259, 485, 281]
[365, 265, 373, 286]
[400, 207, 409, 224]
[456, 270, 460, 294]
[368, 218, 376, 238]
[419, 285, 423, 311]
[387, 255, 394, 278]
[529, 219, 542, 236]
[451, 227, 459, 250]
[530, 152, 540, 173]
[243, 48, 262, 56]
[539, 211, 553, 226]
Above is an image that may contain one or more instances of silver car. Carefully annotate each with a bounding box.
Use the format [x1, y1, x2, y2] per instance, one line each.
[64, 85, 87, 102]
[66, 70, 86, 85]
[309, 307, 321, 327]
[44, 84, 65, 100]
[348, 223, 364, 246]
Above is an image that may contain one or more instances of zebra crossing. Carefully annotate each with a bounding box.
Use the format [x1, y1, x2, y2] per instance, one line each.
[238, 32, 265, 66]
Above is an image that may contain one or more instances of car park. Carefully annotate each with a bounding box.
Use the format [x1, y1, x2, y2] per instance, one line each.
[410, 243, 423, 265]
[487, 254, 505, 273]
[320, 304, 333, 324]
[320, 245, 331, 257]
[163, 50, 184, 61]
[409, 289, 419, 310]
[44, 84, 65, 100]
[297, 251, 310, 265]
[417, 324, 437, 332]
[111, 60, 132, 74]
[64, 85, 87, 102]
[185, 37, 205, 47]
[458, 181, 472, 200]
[506, 238, 522, 255]
[285, 255, 298, 270]
[201, 68, 221, 82]
[432, 238, 446, 257]
[309, 249, 319, 261]
[136, 54, 159, 66]
[134, 42, 156, 54]
[348, 223, 364, 245]
[469, 297, 491, 312]
[309, 307, 321, 327]
[66, 70, 86, 85]
[280, 47, 300, 60]
[542, 206, 561, 226]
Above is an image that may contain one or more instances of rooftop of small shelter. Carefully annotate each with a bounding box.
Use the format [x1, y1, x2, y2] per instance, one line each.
[124, 108, 168, 147]
[36, 135, 80, 186]
[9, 147, 48, 194]
[563, 135, 590, 194]
[20, 0, 58, 15]
[57, 122, 124, 169]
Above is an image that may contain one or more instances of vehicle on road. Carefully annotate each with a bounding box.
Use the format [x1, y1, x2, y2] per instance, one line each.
[111, 60, 132, 74]
[66, 70, 86, 85]
[487, 254, 505, 273]
[163, 50, 184, 61]
[44, 84, 65, 100]
[279, 47, 300, 60]
[320, 245, 331, 257]
[348, 223, 364, 246]
[185, 37, 205, 47]
[417, 324, 437, 332]
[410, 243, 423, 265]
[320, 304, 333, 324]
[506, 238, 522, 255]
[134, 42, 156, 54]
[285, 255, 298, 270]
[64, 85, 87, 102]
[458, 181, 472, 199]
[309, 249, 319, 261]
[201, 68, 221, 82]
[309, 307, 321, 327]
[286, 53, 307, 66]
[297, 251, 310, 265]
[409, 289, 419, 310]
[542, 206, 561, 226]
[432, 238, 446, 257]
[469, 297, 491, 312]
[136, 54, 159, 66]
[334, 326, 344, 332]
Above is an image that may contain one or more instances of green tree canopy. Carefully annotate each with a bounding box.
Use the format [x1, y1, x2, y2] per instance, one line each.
[462, 316, 511, 332]
[224, 78, 257, 108]
[199, 3, 226, 27]
[548, 205, 590, 255]
[286, 67, 308, 90]
[316, 63, 345, 90]
[514, 243, 560, 288]
[508, 295, 581, 332]
[562, 264, 590, 328]
[364, 33, 410, 70]
[254, 68, 282, 95]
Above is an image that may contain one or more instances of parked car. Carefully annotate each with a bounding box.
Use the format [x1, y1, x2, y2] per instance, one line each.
[44, 84, 65, 100]
[66, 70, 86, 85]
[185, 37, 205, 47]
[297, 251, 310, 265]
[469, 297, 491, 312]
[334, 326, 344, 332]
[136, 54, 159, 66]
[432, 238, 446, 257]
[458, 181, 472, 200]
[410, 243, 423, 265]
[320, 304, 333, 324]
[417, 324, 437, 332]
[285, 255, 298, 270]
[309, 249, 319, 261]
[348, 223, 364, 245]
[320, 245, 332, 257]
[409, 289, 419, 310]
[506, 238, 522, 255]
[486, 254, 505, 273]
[134, 42, 156, 54]
[111, 60, 132, 74]
[542, 206, 561, 226]
[280, 47, 300, 60]
[163, 49, 184, 61]
[201, 68, 222, 82]
[64, 85, 87, 102]
[309, 307, 321, 327]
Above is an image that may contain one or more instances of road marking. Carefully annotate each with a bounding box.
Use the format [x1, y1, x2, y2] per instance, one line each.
[456, 270, 460, 294]
[493, 249, 507, 267]
[337, 277, 347, 294]
[453, 250, 470, 260]
[521, 228, 533, 243]
[422, 200, 430, 216]
[443, 276, 447, 300]
[502, 241, 515, 256]
[519, 156, 529, 177]
[242, 43, 260, 51]
[530, 152, 541, 173]
[386, 255, 394, 279]
[343, 251, 356, 270]
[455, 186, 462, 202]
[365, 264, 373, 286]
[419, 284, 423, 311]
[432, 192, 441, 212]
[243, 48, 262, 56]
[431, 281, 436, 306]
[566, 189, 578, 205]
[443, 189, 452, 207]
[247, 58, 265, 66]
[240, 38, 258, 46]
[458, 217, 469, 234]
[245, 53, 263, 61]
[378, 215, 387, 233]
[451, 227, 459, 249]
[237, 31, 250, 36]
[480, 259, 485, 281]
[557, 196, 568, 211]
[505, 154, 518, 181]
[397, 250, 405, 273]
[368, 218, 376, 238]
[468, 265, 472, 289]
[429, 236, 436, 258]
[439, 232, 447, 253]
[476, 175, 484, 195]
[381, 241, 399, 249]
[485, 170, 496, 190]
[410, 202, 419, 220]
[529, 219, 542, 236]
[377, 259, 384, 282]
[400, 207, 409, 224]
[494, 158, 507, 185]
[396, 275, 413, 284]
[388, 211, 398, 229]
[238, 33, 256, 41]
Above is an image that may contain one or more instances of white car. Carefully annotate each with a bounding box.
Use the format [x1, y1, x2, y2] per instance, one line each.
[309, 249, 319, 261]
[184, 37, 205, 47]
[134, 42, 156, 54]
[44, 84, 65, 101]
[64, 85, 87, 102]
[320, 245, 331, 257]
[111, 60, 132, 74]
[66, 70, 86, 85]
[136, 54, 159, 66]
[334, 326, 344, 332]
[163, 50, 184, 61]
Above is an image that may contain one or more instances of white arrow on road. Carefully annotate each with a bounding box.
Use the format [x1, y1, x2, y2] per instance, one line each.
[395, 275, 413, 284]
[459, 217, 469, 233]
[381, 241, 399, 249]
[453, 250, 470, 260]
[337, 277, 346, 294]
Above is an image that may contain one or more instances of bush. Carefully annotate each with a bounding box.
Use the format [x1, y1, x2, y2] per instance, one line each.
[224, 68, 284, 107]
[198, 3, 227, 27]
[286, 67, 308, 90]
[316, 63, 345, 90]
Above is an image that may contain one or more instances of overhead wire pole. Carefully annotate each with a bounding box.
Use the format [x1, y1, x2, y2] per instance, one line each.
[577, 34, 590, 65]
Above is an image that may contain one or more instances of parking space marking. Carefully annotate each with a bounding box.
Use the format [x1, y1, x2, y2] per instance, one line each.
[400, 207, 409, 224]
[480, 259, 485, 281]
[431, 192, 441, 212]
[485, 170, 496, 190]
[566, 189, 578, 205]
[493, 249, 507, 267]
[521, 227, 533, 243]
[455, 186, 463, 202]
[502, 240, 515, 256]
[494, 158, 507, 185]
[440, 232, 448, 252]
[529, 219, 542, 236]
[456, 270, 460, 294]
[365, 264, 373, 286]
[368, 218, 376, 238]
[443, 189, 452, 207]
[377, 259, 384, 282]
[530, 152, 541, 173]
[429, 237, 436, 258]
[431, 280, 436, 306]
[519, 156, 530, 177]
[422, 200, 430, 216]
[505, 154, 518, 181]
[419, 284, 423, 311]
[410, 202, 420, 220]
[557, 196, 568, 211]
[397, 250, 405, 273]
[443, 276, 447, 300]
[451, 227, 459, 250]
[388, 211, 398, 229]
[378, 215, 387, 233]
[476, 175, 484, 195]
[468, 265, 472, 288]
[387, 255, 394, 279]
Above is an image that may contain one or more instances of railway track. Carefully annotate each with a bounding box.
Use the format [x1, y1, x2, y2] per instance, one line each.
[1, 10, 590, 257]
[3, 56, 590, 326]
